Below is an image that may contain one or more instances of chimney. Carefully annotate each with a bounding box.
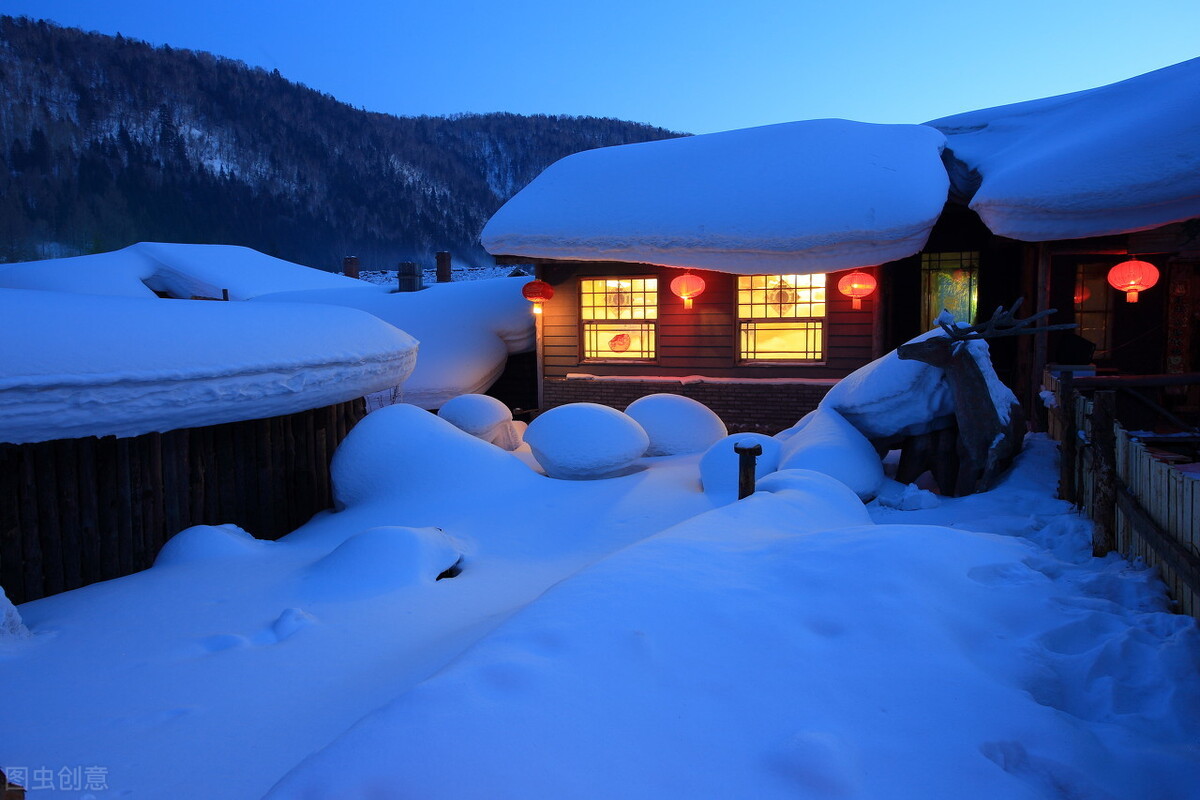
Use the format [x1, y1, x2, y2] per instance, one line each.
[436, 251, 452, 283]
[396, 261, 423, 292]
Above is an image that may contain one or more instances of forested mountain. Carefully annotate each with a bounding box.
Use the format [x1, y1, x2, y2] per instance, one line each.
[0, 16, 683, 269]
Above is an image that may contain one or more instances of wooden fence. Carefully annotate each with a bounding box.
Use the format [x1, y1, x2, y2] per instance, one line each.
[1051, 373, 1200, 618]
[1, 398, 365, 605]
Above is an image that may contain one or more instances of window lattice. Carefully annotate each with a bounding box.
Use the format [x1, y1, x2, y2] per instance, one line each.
[581, 278, 657, 360]
[580, 278, 658, 321]
[737, 274, 826, 361]
[737, 274, 826, 319]
[584, 322, 656, 360]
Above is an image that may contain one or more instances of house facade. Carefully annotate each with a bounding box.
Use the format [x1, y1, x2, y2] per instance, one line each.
[484, 59, 1199, 432]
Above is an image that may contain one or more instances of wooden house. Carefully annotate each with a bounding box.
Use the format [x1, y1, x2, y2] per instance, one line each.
[482, 59, 1200, 433]
[0, 288, 417, 604]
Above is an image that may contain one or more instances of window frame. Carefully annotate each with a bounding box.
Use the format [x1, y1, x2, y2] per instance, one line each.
[735, 273, 828, 364]
[578, 276, 659, 363]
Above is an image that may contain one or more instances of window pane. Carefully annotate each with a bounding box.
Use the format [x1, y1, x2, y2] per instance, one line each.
[921, 252, 978, 326]
[739, 321, 823, 361]
[580, 278, 658, 320]
[584, 322, 656, 360]
[737, 274, 827, 319]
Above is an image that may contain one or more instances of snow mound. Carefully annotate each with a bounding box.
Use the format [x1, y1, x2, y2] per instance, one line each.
[303, 527, 463, 599]
[754, 469, 874, 529]
[778, 407, 884, 501]
[0, 242, 364, 300]
[873, 479, 941, 510]
[438, 394, 513, 442]
[331, 403, 534, 509]
[255, 277, 535, 409]
[700, 432, 781, 502]
[624, 394, 727, 456]
[929, 57, 1200, 241]
[820, 327, 954, 439]
[483, 119, 948, 274]
[524, 403, 649, 480]
[154, 524, 269, 567]
[1, 586, 30, 639]
[0, 288, 417, 444]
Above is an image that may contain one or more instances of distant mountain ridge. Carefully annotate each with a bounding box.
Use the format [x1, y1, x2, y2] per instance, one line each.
[0, 16, 684, 269]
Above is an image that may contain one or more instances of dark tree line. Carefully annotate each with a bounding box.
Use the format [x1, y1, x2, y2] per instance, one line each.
[0, 16, 684, 269]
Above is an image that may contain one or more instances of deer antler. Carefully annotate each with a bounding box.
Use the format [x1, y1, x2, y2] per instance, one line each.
[939, 298, 1076, 341]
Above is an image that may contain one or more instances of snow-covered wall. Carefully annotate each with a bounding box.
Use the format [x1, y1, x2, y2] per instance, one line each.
[928, 57, 1200, 241]
[482, 119, 949, 274]
[0, 289, 417, 444]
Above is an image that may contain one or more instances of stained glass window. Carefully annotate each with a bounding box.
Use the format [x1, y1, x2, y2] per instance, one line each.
[921, 252, 978, 326]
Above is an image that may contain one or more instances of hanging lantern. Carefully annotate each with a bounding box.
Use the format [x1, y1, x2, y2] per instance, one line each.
[522, 279, 554, 314]
[837, 270, 877, 310]
[1107, 259, 1159, 303]
[1073, 284, 1091, 305]
[670, 272, 706, 309]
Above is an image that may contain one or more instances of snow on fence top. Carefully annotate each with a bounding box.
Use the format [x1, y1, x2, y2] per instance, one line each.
[928, 56, 1200, 241]
[0, 242, 364, 300]
[481, 119, 950, 274]
[0, 288, 417, 444]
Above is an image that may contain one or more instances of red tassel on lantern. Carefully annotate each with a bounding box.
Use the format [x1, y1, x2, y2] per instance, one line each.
[837, 270, 877, 310]
[1107, 259, 1159, 303]
[670, 272, 706, 309]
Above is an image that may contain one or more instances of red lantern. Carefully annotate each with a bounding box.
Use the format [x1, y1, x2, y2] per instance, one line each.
[522, 279, 554, 314]
[670, 272, 706, 309]
[837, 270, 877, 310]
[1107, 259, 1159, 303]
[1073, 284, 1091, 305]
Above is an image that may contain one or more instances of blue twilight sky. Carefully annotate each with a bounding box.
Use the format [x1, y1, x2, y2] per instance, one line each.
[1, 0, 1197, 134]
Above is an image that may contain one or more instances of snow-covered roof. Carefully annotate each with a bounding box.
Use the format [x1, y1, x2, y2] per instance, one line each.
[928, 57, 1200, 241]
[482, 119, 950, 275]
[0, 289, 417, 444]
[255, 278, 536, 410]
[0, 242, 364, 300]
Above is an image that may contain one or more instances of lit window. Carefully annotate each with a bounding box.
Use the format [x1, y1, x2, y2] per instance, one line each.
[581, 278, 657, 360]
[921, 252, 978, 326]
[737, 274, 825, 361]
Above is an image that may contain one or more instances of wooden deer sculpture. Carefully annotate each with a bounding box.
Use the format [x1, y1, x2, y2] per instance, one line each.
[896, 300, 1074, 496]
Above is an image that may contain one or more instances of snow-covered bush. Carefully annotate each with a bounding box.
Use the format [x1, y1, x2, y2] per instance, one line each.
[303, 526, 463, 599]
[154, 524, 268, 567]
[700, 432, 781, 501]
[331, 404, 531, 509]
[1, 586, 30, 639]
[438, 394, 514, 444]
[778, 407, 884, 501]
[524, 403, 649, 480]
[625, 394, 727, 456]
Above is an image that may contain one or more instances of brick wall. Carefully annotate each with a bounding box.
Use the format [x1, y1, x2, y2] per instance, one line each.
[543, 377, 834, 434]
